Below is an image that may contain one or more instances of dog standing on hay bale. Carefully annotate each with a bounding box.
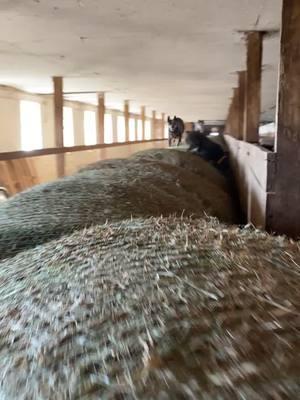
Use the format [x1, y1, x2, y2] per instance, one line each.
[167, 116, 185, 147]
[186, 131, 230, 177]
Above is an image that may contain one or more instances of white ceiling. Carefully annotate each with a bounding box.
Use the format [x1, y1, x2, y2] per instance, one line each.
[0, 0, 282, 121]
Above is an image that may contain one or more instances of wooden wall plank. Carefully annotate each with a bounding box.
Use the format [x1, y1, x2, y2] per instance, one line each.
[0, 162, 16, 194]
[225, 135, 272, 228]
[0, 158, 39, 195]
[244, 32, 263, 143]
[0, 139, 168, 161]
[6, 160, 23, 192]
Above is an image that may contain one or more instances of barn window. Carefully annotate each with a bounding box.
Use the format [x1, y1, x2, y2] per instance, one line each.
[129, 118, 136, 141]
[84, 110, 97, 145]
[20, 100, 43, 151]
[145, 120, 152, 140]
[63, 107, 74, 147]
[209, 126, 219, 136]
[117, 115, 126, 142]
[104, 113, 113, 143]
[137, 119, 143, 140]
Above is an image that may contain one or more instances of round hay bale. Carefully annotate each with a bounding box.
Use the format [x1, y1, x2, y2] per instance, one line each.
[129, 148, 228, 191]
[0, 156, 238, 260]
[79, 158, 126, 173]
[0, 216, 299, 399]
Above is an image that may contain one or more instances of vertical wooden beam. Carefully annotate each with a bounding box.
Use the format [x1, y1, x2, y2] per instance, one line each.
[97, 93, 105, 145]
[152, 110, 156, 139]
[141, 106, 146, 140]
[225, 89, 239, 138]
[228, 93, 235, 137]
[244, 31, 263, 143]
[267, 0, 300, 237]
[238, 71, 246, 140]
[124, 100, 130, 142]
[53, 76, 64, 177]
[225, 98, 233, 135]
[232, 88, 240, 138]
[161, 113, 165, 139]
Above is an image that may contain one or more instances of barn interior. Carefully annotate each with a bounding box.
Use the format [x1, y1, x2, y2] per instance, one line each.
[0, 0, 295, 232]
[0, 0, 300, 398]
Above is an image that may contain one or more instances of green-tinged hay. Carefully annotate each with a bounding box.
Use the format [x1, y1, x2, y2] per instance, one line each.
[0, 150, 237, 260]
[0, 216, 299, 399]
[129, 148, 229, 191]
[79, 157, 126, 172]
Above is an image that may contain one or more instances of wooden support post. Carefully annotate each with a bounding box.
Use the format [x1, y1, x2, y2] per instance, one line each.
[124, 100, 130, 142]
[141, 106, 146, 140]
[267, 0, 300, 237]
[238, 71, 246, 140]
[97, 93, 105, 145]
[232, 88, 240, 138]
[228, 95, 235, 137]
[161, 113, 165, 139]
[152, 110, 156, 139]
[225, 89, 240, 138]
[225, 99, 233, 135]
[244, 32, 263, 143]
[53, 76, 64, 177]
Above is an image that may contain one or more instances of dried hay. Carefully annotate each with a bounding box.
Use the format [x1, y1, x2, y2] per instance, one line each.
[0, 216, 299, 399]
[79, 158, 126, 172]
[129, 148, 228, 191]
[0, 151, 237, 260]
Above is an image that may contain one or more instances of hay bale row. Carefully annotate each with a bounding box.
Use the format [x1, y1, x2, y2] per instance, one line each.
[81, 148, 229, 191]
[0, 149, 238, 260]
[0, 216, 299, 399]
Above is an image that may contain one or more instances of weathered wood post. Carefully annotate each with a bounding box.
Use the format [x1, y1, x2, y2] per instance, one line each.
[244, 32, 263, 142]
[267, 0, 300, 237]
[152, 110, 156, 139]
[124, 100, 129, 142]
[141, 106, 146, 140]
[238, 71, 246, 140]
[53, 76, 64, 177]
[161, 113, 165, 139]
[97, 93, 105, 145]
